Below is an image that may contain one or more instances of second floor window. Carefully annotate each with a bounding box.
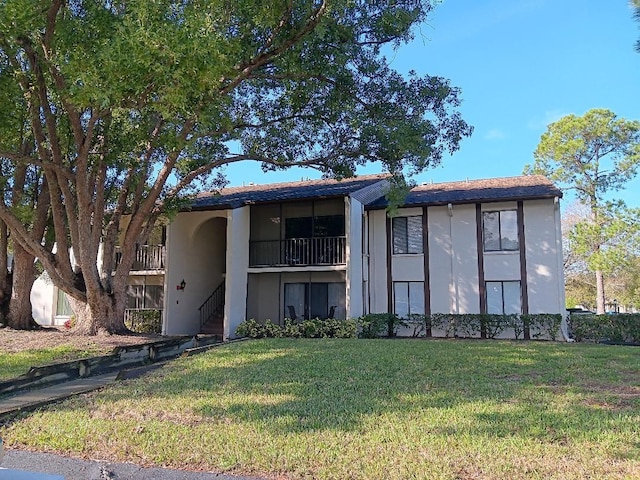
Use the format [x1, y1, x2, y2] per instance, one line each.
[392, 216, 423, 254]
[285, 215, 345, 239]
[483, 210, 518, 252]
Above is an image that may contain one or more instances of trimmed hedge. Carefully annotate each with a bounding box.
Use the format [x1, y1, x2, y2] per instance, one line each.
[235, 313, 565, 341]
[568, 313, 640, 344]
[235, 318, 358, 339]
[404, 313, 563, 341]
[125, 309, 162, 334]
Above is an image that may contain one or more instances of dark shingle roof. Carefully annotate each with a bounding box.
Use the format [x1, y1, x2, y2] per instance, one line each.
[366, 175, 562, 209]
[190, 174, 390, 210]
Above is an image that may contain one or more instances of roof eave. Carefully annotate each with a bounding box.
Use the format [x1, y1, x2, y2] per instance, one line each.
[364, 193, 563, 211]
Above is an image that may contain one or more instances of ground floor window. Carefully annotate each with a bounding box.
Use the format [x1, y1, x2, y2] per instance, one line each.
[393, 281, 425, 318]
[284, 282, 345, 320]
[126, 284, 164, 309]
[486, 281, 521, 314]
[56, 288, 73, 316]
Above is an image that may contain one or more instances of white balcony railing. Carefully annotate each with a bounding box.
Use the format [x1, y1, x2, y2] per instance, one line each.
[115, 245, 165, 271]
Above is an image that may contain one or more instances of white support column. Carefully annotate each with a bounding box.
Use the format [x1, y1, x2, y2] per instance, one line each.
[224, 206, 250, 339]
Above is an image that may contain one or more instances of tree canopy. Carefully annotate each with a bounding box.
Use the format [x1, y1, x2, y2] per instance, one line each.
[525, 109, 640, 314]
[0, 0, 472, 333]
[633, 0, 640, 52]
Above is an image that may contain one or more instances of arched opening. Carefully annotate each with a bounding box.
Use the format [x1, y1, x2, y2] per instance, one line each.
[192, 216, 227, 336]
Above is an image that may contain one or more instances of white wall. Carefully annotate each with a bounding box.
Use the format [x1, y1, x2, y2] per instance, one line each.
[31, 276, 55, 326]
[427, 206, 452, 314]
[524, 199, 565, 314]
[368, 209, 388, 313]
[225, 206, 250, 338]
[346, 196, 364, 319]
[449, 204, 480, 314]
[164, 210, 229, 335]
[427, 205, 480, 314]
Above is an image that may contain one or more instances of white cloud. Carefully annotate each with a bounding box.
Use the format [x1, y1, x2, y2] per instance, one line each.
[484, 128, 507, 140]
[527, 109, 571, 130]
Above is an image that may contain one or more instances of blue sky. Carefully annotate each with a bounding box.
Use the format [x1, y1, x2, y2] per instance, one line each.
[224, 0, 640, 207]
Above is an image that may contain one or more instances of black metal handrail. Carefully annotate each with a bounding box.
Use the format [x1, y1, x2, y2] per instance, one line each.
[249, 236, 346, 267]
[199, 280, 225, 328]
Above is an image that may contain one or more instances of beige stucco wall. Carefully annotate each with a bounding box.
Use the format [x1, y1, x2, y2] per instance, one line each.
[427, 204, 480, 314]
[449, 204, 480, 314]
[524, 199, 565, 314]
[246, 272, 281, 322]
[164, 209, 229, 335]
[427, 206, 452, 314]
[31, 276, 55, 326]
[346, 197, 364, 319]
[225, 206, 250, 338]
[368, 209, 388, 313]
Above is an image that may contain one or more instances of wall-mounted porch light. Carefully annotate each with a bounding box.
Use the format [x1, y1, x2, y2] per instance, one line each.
[177, 279, 186, 290]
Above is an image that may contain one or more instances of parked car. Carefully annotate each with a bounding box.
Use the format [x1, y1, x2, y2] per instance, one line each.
[567, 307, 595, 315]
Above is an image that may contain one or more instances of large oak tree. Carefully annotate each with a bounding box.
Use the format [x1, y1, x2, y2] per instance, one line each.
[0, 0, 472, 334]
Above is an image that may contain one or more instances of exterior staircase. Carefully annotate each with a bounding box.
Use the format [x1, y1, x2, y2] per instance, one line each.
[199, 280, 225, 338]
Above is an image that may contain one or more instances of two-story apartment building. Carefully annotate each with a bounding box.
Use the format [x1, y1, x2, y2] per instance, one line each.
[32, 173, 565, 338]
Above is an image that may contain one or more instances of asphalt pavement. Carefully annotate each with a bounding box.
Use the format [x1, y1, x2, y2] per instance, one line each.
[2, 449, 265, 480]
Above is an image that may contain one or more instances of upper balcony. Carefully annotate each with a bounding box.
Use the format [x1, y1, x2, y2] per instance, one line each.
[115, 244, 166, 272]
[249, 199, 347, 269]
[249, 236, 346, 267]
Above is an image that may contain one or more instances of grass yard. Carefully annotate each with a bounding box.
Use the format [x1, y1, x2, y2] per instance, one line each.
[1, 339, 639, 479]
[0, 345, 103, 381]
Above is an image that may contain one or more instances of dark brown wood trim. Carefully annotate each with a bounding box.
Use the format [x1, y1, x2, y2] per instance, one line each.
[476, 204, 487, 314]
[386, 215, 393, 313]
[518, 201, 529, 314]
[517, 201, 530, 338]
[278, 272, 282, 325]
[422, 207, 431, 336]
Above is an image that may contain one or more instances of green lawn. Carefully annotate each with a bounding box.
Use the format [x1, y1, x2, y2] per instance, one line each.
[2, 339, 639, 479]
[0, 345, 103, 381]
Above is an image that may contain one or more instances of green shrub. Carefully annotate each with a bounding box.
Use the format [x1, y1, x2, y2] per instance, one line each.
[428, 313, 457, 337]
[332, 319, 358, 338]
[357, 313, 405, 338]
[406, 314, 426, 337]
[281, 318, 302, 338]
[482, 314, 513, 339]
[125, 309, 162, 334]
[527, 314, 563, 341]
[235, 319, 282, 338]
[569, 313, 640, 343]
[235, 318, 358, 339]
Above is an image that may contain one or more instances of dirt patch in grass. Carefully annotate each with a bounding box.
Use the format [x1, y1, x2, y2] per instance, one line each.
[0, 326, 161, 354]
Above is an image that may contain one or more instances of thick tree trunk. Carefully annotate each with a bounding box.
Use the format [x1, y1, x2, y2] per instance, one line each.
[6, 244, 40, 330]
[71, 277, 129, 335]
[595, 269, 606, 315]
[0, 220, 10, 324]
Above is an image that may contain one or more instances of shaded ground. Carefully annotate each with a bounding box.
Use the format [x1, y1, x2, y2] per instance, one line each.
[0, 326, 161, 354]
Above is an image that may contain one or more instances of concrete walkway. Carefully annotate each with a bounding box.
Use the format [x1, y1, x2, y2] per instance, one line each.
[0, 364, 165, 418]
[0, 372, 118, 417]
[2, 450, 264, 480]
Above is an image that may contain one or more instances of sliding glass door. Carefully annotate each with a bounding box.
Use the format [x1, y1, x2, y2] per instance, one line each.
[284, 282, 345, 320]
